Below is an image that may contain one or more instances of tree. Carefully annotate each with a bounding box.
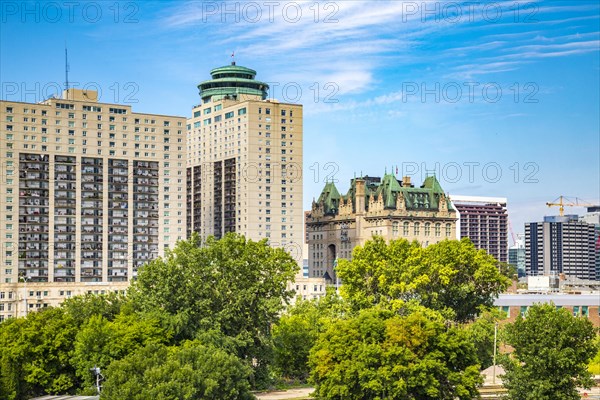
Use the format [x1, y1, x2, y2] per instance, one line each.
[273, 288, 349, 381]
[128, 233, 299, 386]
[337, 237, 510, 322]
[71, 312, 170, 391]
[100, 341, 254, 400]
[464, 307, 506, 370]
[62, 291, 128, 326]
[501, 303, 598, 400]
[0, 307, 78, 399]
[309, 305, 482, 400]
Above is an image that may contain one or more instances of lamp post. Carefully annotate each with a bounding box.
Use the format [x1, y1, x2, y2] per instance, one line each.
[333, 257, 339, 292]
[492, 322, 498, 384]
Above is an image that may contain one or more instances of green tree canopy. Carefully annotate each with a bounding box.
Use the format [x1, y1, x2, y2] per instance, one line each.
[100, 341, 254, 400]
[337, 237, 510, 322]
[71, 312, 170, 391]
[62, 291, 128, 326]
[0, 307, 78, 399]
[309, 305, 482, 400]
[128, 232, 299, 386]
[501, 303, 598, 400]
[272, 289, 349, 381]
[464, 307, 506, 370]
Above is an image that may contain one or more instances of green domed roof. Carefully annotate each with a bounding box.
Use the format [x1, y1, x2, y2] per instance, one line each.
[198, 62, 269, 103]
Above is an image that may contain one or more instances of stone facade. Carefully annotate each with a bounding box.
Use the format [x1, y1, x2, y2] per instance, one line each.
[306, 173, 457, 281]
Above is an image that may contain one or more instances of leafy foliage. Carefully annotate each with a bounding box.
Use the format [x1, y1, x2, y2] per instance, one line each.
[501, 303, 598, 400]
[71, 312, 170, 391]
[62, 292, 128, 326]
[337, 237, 510, 322]
[100, 341, 254, 400]
[464, 307, 506, 369]
[309, 305, 482, 400]
[272, 289, 348, 380]
[0, 307, 78, 399]
[128, 232, 298, 388]
[129, 233, 298, 339]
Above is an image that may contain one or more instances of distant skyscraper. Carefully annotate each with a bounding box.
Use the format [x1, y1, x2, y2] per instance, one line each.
[450, 196, 508, 263]
[509, 234, 526, 277]
[0, 89, 187, 320]
[525, 215, 598, 280]
[186, 63, 303, 259]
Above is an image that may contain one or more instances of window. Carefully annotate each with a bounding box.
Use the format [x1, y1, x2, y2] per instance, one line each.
[414, 222, 420, 235]
[435, 223, 441, 237]
[445, 223, 452, 237]
[520, 306, 528, 317]
[424, 222, 431, 236]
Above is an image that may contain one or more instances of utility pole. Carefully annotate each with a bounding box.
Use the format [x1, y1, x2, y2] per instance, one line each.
[492, 322, 498, 384]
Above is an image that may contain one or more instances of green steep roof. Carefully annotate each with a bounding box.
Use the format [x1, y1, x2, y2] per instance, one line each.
[317, 181, 341, 215]
[376, 173, 403, 208]
[316, 172, 454, 214]
[422, 175, 445, 193]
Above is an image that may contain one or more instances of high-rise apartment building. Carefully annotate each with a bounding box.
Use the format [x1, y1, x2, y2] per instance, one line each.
[186, 63, 303, 259]
[451, 195, 508, 263]
[525, 215, 598, 280]
[580, 206, 600, 280]
[306, 173, 456, 281]
[0, 89, 186, 320]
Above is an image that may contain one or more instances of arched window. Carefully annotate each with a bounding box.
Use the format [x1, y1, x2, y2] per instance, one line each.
[424, 222, 431, 236]
[403, 221, 409, 236]
[445, 223, 452, 237]
[414, 222, 420, 235]
[392, 221, 399, 236]
[435, 223, 441, 237]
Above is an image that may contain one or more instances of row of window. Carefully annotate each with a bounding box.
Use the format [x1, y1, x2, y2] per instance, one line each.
[6, 105, 183, 127]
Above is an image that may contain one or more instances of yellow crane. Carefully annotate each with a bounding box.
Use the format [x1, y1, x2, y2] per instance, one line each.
[546, 196, 596, 216]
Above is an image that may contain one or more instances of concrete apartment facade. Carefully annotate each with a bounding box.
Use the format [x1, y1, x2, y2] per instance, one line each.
[306, 173, 457, 281]
[450, 195, 509, 263]
[186, 63, 304, 260]
[525, 215, 598, 280]
[0, 89, 187, 320]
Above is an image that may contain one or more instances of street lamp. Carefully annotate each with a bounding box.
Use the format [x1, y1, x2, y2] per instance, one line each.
[492, 322, 498, 384]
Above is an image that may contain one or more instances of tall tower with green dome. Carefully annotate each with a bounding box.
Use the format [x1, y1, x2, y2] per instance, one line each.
[187, 63, 304, 265]
[198, 62, 269, 103]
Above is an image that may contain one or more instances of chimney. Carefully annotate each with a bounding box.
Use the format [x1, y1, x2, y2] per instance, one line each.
[402, 176, 411, 187]
[355, 179, 366, 215]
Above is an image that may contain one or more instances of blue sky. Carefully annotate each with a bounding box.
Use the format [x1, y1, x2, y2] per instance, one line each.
[1, 0, 599, 237]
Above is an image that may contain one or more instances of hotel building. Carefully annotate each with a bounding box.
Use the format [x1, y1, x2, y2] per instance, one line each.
[186, 63, 303, 259]
[0, 89, 186, 319]
[306, 173, 457, 281]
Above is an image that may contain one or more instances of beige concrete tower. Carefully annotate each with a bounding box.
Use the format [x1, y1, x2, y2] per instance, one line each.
[187, 63, 303, 264]
[0, 89, 186, 320]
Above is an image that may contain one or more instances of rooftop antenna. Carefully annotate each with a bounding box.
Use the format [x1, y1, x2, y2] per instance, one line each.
[64, 43, 70, 99]
[231, 50, 235, 66]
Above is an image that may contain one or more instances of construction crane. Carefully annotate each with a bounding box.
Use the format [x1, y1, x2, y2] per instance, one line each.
[546, 196, 596, 216]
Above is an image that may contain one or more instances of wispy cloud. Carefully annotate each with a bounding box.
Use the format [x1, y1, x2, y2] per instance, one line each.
[160, 0, 600, 98]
